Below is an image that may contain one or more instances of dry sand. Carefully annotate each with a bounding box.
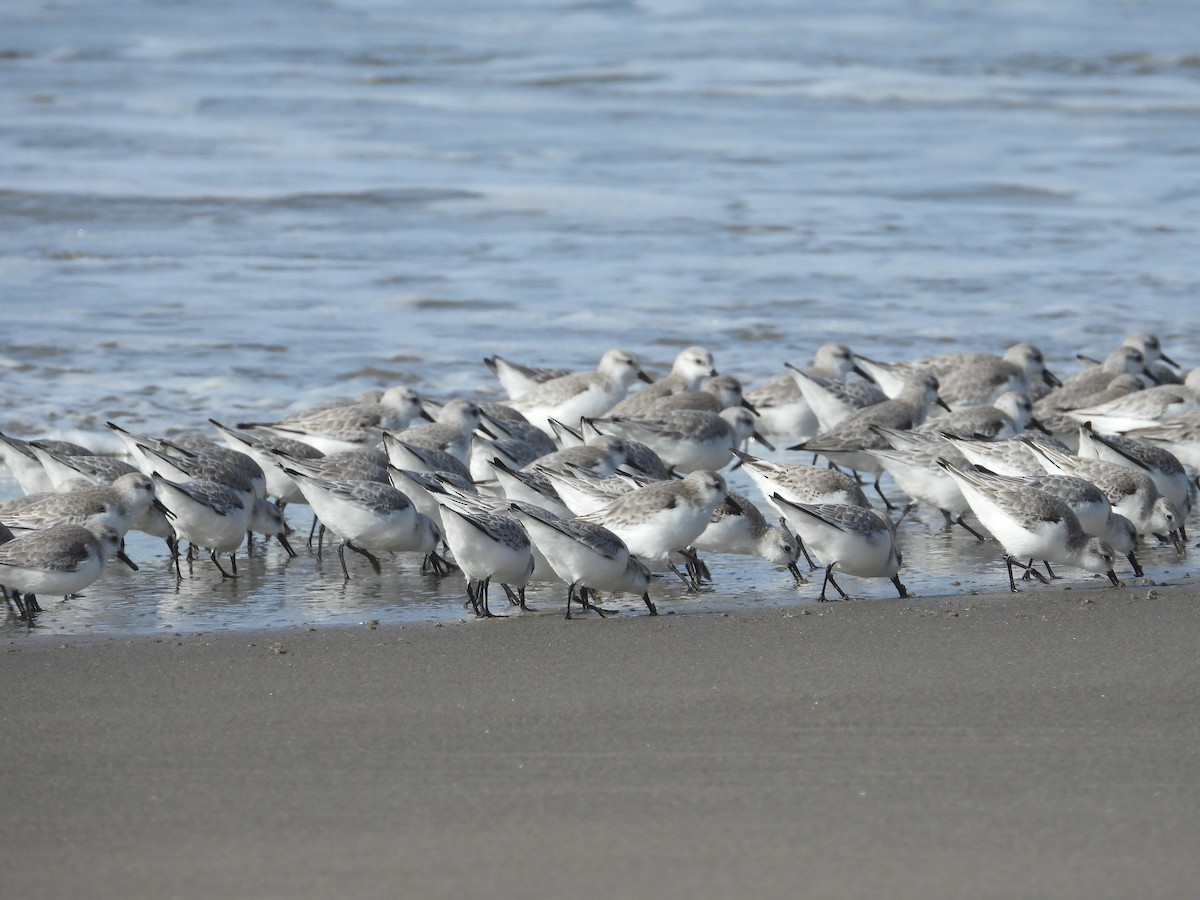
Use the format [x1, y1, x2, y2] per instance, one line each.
[3, 582, 1199, 899]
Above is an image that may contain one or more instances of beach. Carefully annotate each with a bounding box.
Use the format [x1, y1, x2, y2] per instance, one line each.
[4, 582, 1198, 899]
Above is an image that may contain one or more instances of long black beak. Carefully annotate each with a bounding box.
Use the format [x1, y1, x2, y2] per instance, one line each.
[741, 398, 759, 414]
[117, 549, 139, 571]
[852, 363, 874, 382]
[1029, 416, 1053, 435]
[637, 370, 654, 384]
[1106, 569, 1120, 587]
[1042, 368, 1062, 387]
[1161, 351, 1179, 367]
[936, 396, 952, 412]
[751, 430, 775, 452]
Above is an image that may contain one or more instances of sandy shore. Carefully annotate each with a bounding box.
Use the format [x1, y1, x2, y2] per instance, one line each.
[3, 582, 1199, 899]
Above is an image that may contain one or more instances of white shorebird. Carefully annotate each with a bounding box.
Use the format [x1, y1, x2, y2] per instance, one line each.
[857, 343, 1058, 408]
[284, 468, 442, 578]
[0, 522, 134, 617]
[689, 492, 803, 584]
[508, 504, 657, 618]
[646, 374, 753, 416]
[384, 398, 482, 463]
[772, 497, 907, 601]
[1064, 370, 1200, 434]
[0, 472, 158, 540]
[483, 355, 573, 400]
[0, 431, 91, 494]
[912, 391, 1042, 440]
[1023, 439, 1184, 550]
[1075, 425, 1193, 527]
[586, 407, 770, 473]
[792, 373, 948, 507]
[431, 494, 535, 618]
[604, 346, 718, 417]
[236, 385, 423, 455]
[1121, 408, 1200, 471]
[748, 340, 873, 441]
[785, 365, 888, 435]
[28, 445, 140, 490]
[938, 459, 1120, 593]
[1035, 346, 1150, 415]
[152, 474, 253, 579]
[864, 427, 984, 540]
[577, 470, 729, 590]
[506, 348, 651, 435]
[209, 419, 325, 509]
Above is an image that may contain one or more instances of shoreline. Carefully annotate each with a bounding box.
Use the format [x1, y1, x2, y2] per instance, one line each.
[4, 582, 1199, 898]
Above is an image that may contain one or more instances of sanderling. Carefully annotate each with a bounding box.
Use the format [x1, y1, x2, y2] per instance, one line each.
[864, 427, 983, 540]
[0, 522, 135, 617]
[645, 374, 753, 416]
[381, 433, 472, 482]
[508, 504, 657, 618]
[857, 343, 1058, 408]
[734, 449, 871, 515]
[577, 470, 728, 590]
[152, 474, 252, 579]
[284, 467, 439, 578]
[483, 355, 573, 400]
[506, 348, 651, 435]
[236, 385, 423, 455]
[1023, 438, 1184, 550]
[1064, 371, 1200, 434]
[914, 391, 1042, 440]
[1075, 424, 1193, 525]
[772, 496, 907, 601]
[791, 373, 948, 507]
[1011, 471, 1143, 576]
[29, 445, 140, 490]
[430, 493, 535, 617]
[604, 346, 718, 417]
[1035, 347, 1150, 415]
[587, 407, 770, 473]
[940, 432, 1070, 477]
[690, 491, 803, 584]
[938, 459, 1120, 593]
[209, 418, 325, 509]
[784, 366, 888, 435]
[744, 343, 868, 441]
[384, 398, 482, 463]
[1121, 409, 1200, 471]
[0, 472, 157, 541]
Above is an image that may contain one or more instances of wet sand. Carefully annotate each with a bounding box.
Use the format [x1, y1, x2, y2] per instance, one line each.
[3, 582, 1199, 899]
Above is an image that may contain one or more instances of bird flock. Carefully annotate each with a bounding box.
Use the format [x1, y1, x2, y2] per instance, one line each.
[0, 331, 1196, 622]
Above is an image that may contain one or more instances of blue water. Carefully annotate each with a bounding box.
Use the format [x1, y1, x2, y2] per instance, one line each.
[2, 0, 1198, 636]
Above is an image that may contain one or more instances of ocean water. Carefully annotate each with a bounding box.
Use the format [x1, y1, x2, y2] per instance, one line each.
[2, 0, 1198, 636]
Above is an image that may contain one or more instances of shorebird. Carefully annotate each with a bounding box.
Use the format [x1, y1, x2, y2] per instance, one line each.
[431, 493, 535, 618]
[506, 348, 651, 435]
[791, 373, 948, 507]
[586, 407, 770, 473]
[285, 468, 442, 578]
[857, 343, 1058, 408]
[772, 496, 907, 601]
[236, 385, 423, 455]
[938, 459, 1120, 593]
[1023, 438, 1184, 550]
[604, 346, 718, 417]
[508, 504, 657, 618]
[577, 470, 729, 590]
[0, 522, 136, 617]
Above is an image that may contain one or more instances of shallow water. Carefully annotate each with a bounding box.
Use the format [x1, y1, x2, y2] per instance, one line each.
[2, 0, 1198, 636]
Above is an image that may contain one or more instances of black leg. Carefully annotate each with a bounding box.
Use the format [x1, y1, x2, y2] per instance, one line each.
[954, 516, 987, 542]
[1005, 555, 1020, 593]
[346, 542, 382, 575]
[891, 575, 908, 598]
[1127, 551, 1144, 577]
[337, 542, 351, 580]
